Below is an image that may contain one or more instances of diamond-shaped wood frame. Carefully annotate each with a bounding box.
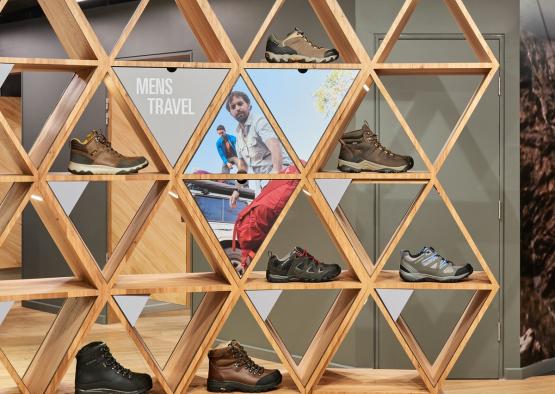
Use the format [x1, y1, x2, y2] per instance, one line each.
[0, 0, 499, 393]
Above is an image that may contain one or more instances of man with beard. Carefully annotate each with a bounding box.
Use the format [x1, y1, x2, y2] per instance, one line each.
[225, 90, 291, 207]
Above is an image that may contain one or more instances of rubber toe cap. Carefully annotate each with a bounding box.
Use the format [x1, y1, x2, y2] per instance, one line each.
[257, 369, 282, 386]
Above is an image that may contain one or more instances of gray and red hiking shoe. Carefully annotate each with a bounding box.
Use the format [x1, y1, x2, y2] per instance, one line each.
[266, 247, 341, 283]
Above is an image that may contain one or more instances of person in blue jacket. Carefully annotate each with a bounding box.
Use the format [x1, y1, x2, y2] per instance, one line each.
[215, 125, 238, 173]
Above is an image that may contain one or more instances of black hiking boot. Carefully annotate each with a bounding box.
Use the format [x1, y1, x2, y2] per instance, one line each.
[75, 342, 153, 394]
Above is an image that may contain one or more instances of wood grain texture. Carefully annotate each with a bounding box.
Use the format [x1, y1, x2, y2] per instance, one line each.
[23, 297, 97, 393]
[112, 273, 231, 294]
[0, 98, 35, 175]
[373, 0, 420, 63]
[245, 270, 362, 290]
[36, 0, 98, 59]
[0, 277, 97, 301]
[309, 0, 369, 64]
[32, 67, 103, 174]
[174, 0, 238, 63]
[0, 98, 24, 270]
[0, 1, 500, 392]
[375, 63, 493, 75]
[374, 270, 493, 290]
[242, 0, 287, 63]
[110, 0, 151, 59]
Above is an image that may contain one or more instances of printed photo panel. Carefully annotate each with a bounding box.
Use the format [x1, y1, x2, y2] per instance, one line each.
[186, 77, 295, 175]
[247, 69, 358, 162]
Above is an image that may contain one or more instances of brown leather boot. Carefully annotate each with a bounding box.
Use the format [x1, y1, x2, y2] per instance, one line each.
[68, 130, 148, 175]
[207, 340, 282, 392]
[338, 121, 414, 173]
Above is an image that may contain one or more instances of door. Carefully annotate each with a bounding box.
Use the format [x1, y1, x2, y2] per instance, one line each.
[376, 35, 502, 378]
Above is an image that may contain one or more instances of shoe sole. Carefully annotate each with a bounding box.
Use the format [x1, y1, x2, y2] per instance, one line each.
[266, 270, 341, 283]
[75, 388, 150, 394]
[68, 160, 149, 175]
[337, 159, 413, 173]
[265, 52, 338, 63]
[207, 379, 281, 393]
[399, 270, 472, 283]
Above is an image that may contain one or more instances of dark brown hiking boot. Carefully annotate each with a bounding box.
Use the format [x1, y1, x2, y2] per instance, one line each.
[337, 121, 414, 173]
[207, 340, 282, 392]
[68, 130, 148, 175]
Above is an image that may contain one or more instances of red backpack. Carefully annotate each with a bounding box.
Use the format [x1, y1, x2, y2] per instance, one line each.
[232, 165, 299, 270]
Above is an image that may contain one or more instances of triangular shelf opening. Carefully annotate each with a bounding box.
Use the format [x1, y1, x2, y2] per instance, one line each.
[374, 182, 495, 289]
[183, 176, 301, 280]
[375, 72, 489, 170]
[247, 68, 359, 163]
[243, 288, 363, 388]
[374, 0, 495, 64]
[244, 0, 360, 64]
[185, 75, 298, 175]
[246, 188, 362, 285]
[374, 287, 494, 389]
[0, 0, 94, 59]
[131, 291, 205, 369]
[115, 0, 233, 63]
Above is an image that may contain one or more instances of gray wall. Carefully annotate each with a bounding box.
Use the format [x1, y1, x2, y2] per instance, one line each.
[0, 0, 519, 376]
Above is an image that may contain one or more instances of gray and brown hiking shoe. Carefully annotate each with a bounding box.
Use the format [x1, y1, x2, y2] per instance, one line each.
[266, 247, 341, 283]
[337, 121, 414, 173]
[265, 28, 339, 63]
[68, 130, 148, 175]
[400, 246, 473, 283]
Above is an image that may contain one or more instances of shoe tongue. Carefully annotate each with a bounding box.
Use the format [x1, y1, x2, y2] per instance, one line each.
[228, 339, 241, 348]
[286, 27, 303, 40]
[361, 122, 376, 136]
[294, 246, 305, 254]
[82, 130, 98, 144]
[78, 341, 106, 355]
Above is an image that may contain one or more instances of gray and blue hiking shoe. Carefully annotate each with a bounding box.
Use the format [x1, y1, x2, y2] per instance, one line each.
[399, 247, 473, 283]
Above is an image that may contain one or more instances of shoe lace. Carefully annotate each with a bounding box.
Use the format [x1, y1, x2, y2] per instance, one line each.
[296, 28, 323, 49]
[295, 248, 321, 265]
[100, 345, 132, 378]
[230, 343, 264, 375]
[93, 131, 123, 157]
[425, 248, 451, 269]
[362, 126, 395, 157]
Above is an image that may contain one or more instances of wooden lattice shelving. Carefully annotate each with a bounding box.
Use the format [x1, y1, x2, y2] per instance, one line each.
[0, 0, 499, 393]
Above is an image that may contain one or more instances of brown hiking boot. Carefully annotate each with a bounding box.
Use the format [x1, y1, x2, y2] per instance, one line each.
[338, 121, 414, 173]
[265, 28, 339, 63]
[207, 340, 282, 392]
[68, 130, 148, 175]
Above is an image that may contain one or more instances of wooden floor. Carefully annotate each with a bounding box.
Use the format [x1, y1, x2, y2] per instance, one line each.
[0, 304, 552, 393]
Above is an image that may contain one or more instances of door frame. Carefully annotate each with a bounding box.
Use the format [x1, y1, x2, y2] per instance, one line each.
[371, 32, 505, 378]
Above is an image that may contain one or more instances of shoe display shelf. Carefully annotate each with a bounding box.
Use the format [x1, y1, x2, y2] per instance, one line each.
[0, 0, 498, 393]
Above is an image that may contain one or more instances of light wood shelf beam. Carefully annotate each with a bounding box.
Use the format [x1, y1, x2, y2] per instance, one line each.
[23, 297, 97, 392]
[245, 63, 362, 70]
[245, 271, 362, 290]
[375, 63, 493, 75]
[113, 60, 232, 69]
[181, 173, 301, 181]
[373, 270, 493, 290]
[0, 277, 98, 301]
[313, 171, 432, 183]
[1, 58, 98, 72]
[112, 273, 232, 294]
[46, 172, 171, 182]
